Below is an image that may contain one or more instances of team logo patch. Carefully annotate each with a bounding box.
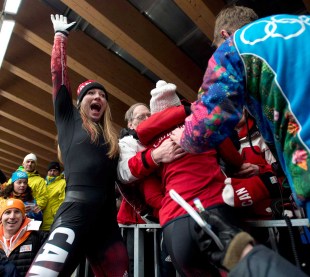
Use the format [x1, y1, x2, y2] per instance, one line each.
[20, 244, 32, 252]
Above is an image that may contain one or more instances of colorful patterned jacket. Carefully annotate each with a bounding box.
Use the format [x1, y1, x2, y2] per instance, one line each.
[180, 14, 310, 214]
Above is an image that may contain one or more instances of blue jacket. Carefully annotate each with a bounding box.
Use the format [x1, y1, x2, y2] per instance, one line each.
[181, 14, 310, 216]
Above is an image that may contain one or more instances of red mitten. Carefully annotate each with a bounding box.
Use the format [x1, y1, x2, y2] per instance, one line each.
[222, 176, 270, 207]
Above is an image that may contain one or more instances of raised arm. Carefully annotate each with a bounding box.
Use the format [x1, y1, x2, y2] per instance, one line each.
[50, 14, 76, 101]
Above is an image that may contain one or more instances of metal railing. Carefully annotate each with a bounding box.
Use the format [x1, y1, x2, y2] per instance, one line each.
[120, 224, 163, 277]
[72, 219, 310, 277]
[73, 223, 168, 277]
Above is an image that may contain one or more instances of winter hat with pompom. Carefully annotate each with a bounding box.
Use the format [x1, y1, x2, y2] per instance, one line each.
[150, 80, 181, 114]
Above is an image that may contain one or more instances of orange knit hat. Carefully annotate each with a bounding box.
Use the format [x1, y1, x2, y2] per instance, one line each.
[0, 198, 25, 218]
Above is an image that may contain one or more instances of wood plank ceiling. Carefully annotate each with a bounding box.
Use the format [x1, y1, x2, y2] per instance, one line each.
[0, 0, 308, 178]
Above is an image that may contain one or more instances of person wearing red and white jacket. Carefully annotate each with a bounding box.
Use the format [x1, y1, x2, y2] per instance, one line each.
[117, 102, 183, 277]
[117, 106, 187, 185]
[235, 109, 278, 175]
[135, 80, 244, 277]
[117, 103, 187, 224]
[222, 109, 283, 218]
[117, 103, 158, 225]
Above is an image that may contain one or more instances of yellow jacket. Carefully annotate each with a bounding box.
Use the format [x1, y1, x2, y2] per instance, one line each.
[40, 173, 66, 231]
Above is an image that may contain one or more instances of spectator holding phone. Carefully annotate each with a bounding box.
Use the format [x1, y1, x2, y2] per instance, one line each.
[0, 171, 42, 221]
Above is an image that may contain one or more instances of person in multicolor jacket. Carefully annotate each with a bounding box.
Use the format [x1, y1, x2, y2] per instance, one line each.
[171, 6, 310, 219]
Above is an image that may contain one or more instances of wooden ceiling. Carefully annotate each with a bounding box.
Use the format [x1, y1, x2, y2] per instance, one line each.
[0, 0, 309, 179]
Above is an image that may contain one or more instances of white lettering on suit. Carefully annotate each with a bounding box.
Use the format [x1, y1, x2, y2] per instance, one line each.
[27, 227, 75, 276]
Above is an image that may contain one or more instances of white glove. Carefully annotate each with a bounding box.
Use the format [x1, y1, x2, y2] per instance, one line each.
[51, 14, 76, 35]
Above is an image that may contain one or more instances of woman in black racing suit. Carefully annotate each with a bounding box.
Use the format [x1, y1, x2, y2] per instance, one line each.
[26, 14, 128, 277]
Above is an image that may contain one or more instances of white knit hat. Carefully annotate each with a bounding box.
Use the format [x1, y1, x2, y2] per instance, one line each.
[150, 80, 181, 114]
[23, 153, 37, 164]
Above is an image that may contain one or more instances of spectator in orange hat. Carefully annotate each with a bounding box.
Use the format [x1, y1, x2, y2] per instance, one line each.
[0, 198, 48, 276]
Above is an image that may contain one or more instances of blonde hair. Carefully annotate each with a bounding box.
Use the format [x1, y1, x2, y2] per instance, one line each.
[54, 135, 63, 165]
[213, 5, 258, 47]
[80, 104, 119, 159]
[57, 144, 63, 164]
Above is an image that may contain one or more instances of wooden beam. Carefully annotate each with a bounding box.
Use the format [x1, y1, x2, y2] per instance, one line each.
[0, 111, 55, 139]
[0, 127, 57, 153]
[303, 0, 310, 12]
[0, 138, 52, 164]
[13, 23, 142, 106]
[0, 163, 17, 176]
[61, 0, 203, 101]
[3, 61, 53, 95]
[174, 0, 216, 40]
[0, 89, 54, 121]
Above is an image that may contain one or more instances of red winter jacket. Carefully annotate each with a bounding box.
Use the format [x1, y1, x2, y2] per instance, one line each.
[117, 198, 146, 224]
[136, 106, 243, 226]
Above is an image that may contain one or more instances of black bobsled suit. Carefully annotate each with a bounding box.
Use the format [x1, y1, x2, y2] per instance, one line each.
[26, 33, 128, 277]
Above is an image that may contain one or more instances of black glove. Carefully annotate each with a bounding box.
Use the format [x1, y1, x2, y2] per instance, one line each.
[196, 210, 254, 270]
[51, 14, 76, 35]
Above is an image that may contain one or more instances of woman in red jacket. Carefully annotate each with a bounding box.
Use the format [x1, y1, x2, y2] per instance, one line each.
[135, 80, 244, 277]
